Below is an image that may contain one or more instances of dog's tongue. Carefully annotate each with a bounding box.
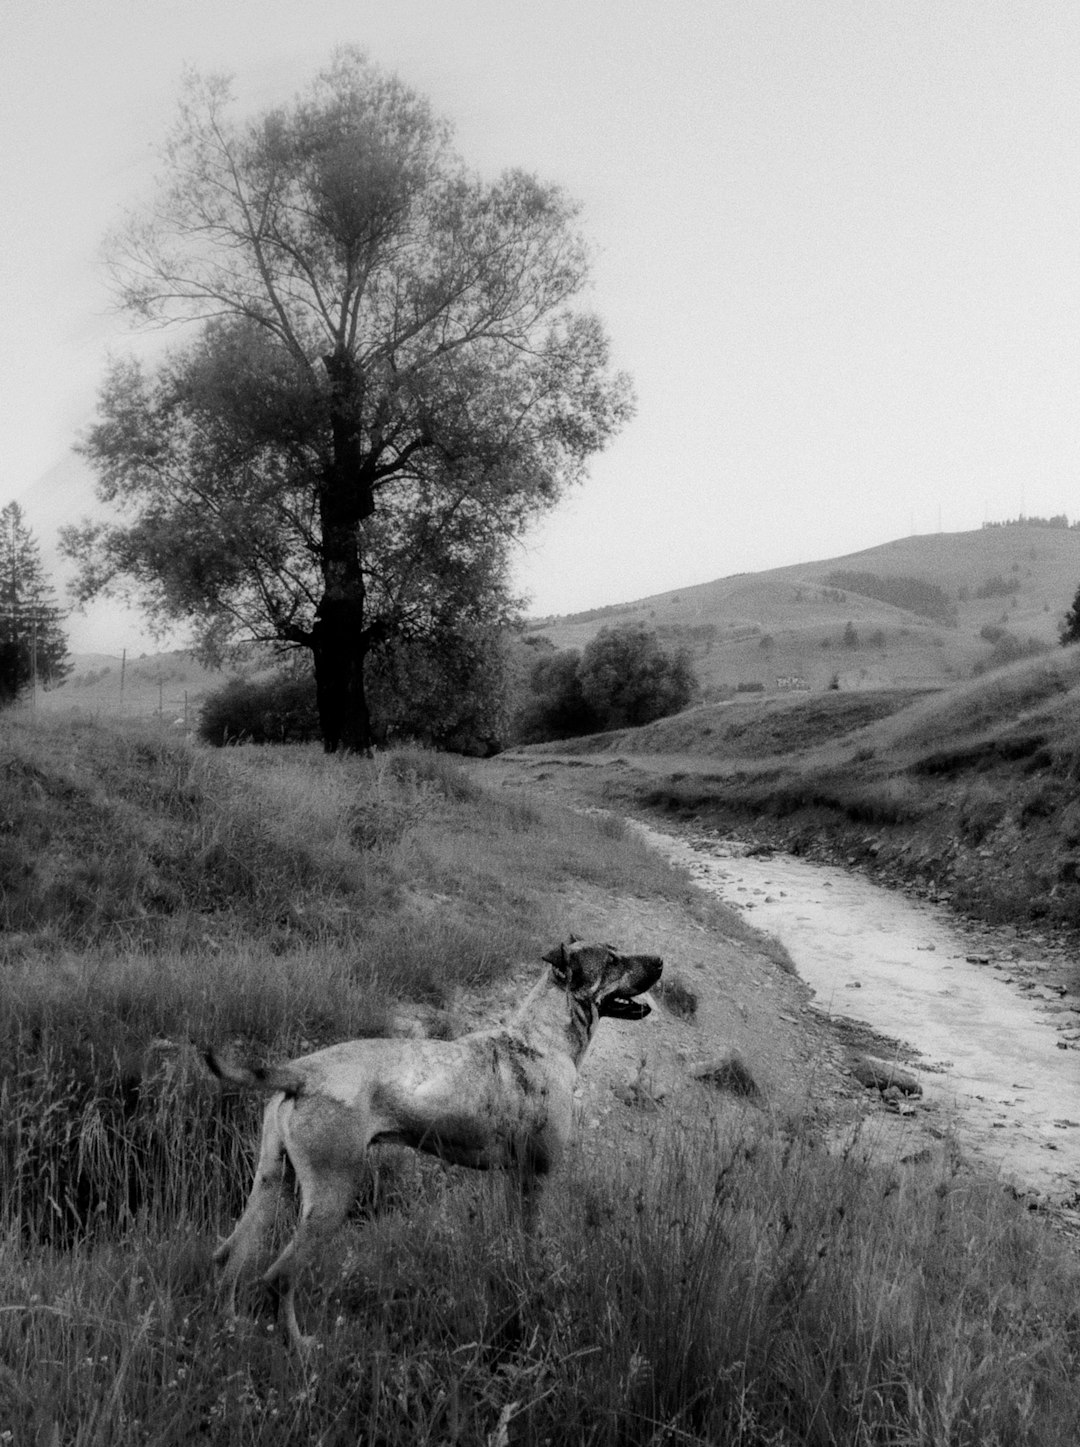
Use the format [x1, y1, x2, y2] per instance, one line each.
[602, 996, 651, 1020]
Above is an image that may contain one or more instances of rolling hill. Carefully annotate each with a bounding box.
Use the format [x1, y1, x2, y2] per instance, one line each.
[527, 523, 1080, 697]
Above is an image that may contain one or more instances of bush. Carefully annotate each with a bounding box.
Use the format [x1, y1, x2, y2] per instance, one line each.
[512, 647, 599, 743]
[198, 671, 321, 745]
[578, 623, 697, 730]
[1061, 582, 1080, 644]
[510, 626, 698, 743]
[975, 572, 1021, 599]
[972, 632, 1051, 676]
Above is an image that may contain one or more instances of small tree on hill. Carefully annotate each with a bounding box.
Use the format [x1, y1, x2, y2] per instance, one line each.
[1060, 584, 1080, 645]
[514, 647, 598, 742]
[0, 503, 71, 705]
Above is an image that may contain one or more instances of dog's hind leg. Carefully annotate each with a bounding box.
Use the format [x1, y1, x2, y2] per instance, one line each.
[263, 1172, 355, 1352]
[215, 1100, 289, 1320]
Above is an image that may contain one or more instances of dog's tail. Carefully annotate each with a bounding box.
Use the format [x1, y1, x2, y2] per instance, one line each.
[204, 1045, 305, 1095]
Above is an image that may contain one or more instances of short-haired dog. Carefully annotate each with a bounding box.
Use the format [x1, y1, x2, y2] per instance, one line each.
[206, 938, 662, 1349]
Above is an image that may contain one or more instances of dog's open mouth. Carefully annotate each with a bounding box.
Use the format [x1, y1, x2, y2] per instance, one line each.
[598, 994, 652, 1020]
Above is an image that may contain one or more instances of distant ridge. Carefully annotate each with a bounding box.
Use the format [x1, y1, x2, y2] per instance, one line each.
[529, 525, 1080, 698]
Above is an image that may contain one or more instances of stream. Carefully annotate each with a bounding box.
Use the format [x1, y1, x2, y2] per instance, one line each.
[637, 824, 1080, 1206]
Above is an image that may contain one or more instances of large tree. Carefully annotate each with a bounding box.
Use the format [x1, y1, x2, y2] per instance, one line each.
[0, 502, 71, 705]
[63, 51, 633, 750]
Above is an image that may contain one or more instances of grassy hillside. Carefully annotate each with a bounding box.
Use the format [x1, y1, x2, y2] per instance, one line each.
[4, 714, 1079, 1443]
[530, 523, 1080, 697]
[584, 645, 1080, 945]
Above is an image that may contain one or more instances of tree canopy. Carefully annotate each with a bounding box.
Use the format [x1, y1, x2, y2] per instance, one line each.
[64, 50, 633, 750]
[513, 623, 697, 742]
[578, 623, 696, 730]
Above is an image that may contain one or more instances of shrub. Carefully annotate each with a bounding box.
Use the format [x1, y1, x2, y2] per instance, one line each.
[198, 671, 321, 745]
[972, 633, 1051, 676]
[578, 623, 697, 730]
[513, 648, 600, 743]
[975, 572, 1021, 599]
[1061, 581, 1080, 644]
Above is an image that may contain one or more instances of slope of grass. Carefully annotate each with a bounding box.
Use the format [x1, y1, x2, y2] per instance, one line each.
[0, 714, 722, 1247]
[3, 714, 1079, 1444]
[526, 688, 932, 763]
[606, 650, 1080, 939]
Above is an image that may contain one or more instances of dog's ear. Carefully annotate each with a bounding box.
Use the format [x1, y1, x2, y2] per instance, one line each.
[542, 941, 571, 982]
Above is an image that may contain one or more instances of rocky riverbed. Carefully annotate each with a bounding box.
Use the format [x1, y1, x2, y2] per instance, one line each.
[634, 822, 1080, 1211]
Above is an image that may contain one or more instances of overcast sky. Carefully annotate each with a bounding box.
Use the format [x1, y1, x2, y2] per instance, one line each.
[4, 0, 1080, 651]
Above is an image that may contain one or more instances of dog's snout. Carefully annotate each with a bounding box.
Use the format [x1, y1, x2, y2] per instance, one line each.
[630, 954, 663, 992]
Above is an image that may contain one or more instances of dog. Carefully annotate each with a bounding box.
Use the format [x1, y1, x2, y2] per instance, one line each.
[205, 937, 662, 1349]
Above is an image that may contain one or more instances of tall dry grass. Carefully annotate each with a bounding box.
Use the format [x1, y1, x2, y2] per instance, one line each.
[2, 1119, 1078, 1444]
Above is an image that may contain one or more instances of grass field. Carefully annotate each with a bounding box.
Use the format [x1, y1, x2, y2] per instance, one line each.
[2, 714, 1079, 1444]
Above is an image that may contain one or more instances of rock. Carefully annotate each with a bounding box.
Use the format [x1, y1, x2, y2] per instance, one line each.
[851, 1057, 923, 1096]
[882, 1085, 917, 1116]
[692, 1053, 762, 1102]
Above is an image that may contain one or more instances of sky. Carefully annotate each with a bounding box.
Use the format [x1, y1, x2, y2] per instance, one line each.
[4, 0, 1080, 652]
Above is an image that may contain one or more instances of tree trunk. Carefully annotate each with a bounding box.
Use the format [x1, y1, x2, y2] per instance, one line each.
[315, 353, 378, 754]
[311, 598, 372, 753]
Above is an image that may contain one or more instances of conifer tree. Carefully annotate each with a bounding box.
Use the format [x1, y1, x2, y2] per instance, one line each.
[0, 502, 71, 704]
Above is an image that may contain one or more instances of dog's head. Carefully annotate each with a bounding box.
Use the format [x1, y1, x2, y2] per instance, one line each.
[542, 938, 663, 1020]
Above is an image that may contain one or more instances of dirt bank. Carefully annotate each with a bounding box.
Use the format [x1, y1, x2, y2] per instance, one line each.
[486, 751, 1080, 1230]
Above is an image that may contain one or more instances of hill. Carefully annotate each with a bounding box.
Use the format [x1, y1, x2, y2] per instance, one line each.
[528, 523, 1080, 697]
